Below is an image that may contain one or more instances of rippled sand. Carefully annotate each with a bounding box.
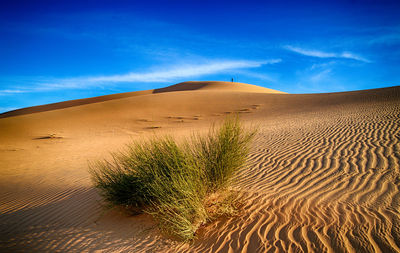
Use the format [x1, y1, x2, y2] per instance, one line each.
[1, 82, 399, 252]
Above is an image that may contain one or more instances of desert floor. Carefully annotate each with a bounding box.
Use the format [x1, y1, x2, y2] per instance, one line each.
[1, 81, 399, 252]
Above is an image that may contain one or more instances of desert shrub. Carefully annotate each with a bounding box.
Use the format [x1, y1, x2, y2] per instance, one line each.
[90, 116, 255, 240]
[192, 116, 256, 191]
[90, 155, 150, 209]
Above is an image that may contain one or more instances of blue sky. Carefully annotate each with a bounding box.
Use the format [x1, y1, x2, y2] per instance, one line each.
[1, 0, 400, 113]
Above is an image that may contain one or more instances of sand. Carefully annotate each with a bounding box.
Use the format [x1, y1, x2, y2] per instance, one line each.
[0, 81, 399, 252]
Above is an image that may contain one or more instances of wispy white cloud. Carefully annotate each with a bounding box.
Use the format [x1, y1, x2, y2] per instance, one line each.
[368, 33, 400, 45]
[0, 59, 281, 95]
[310, 61, 336, 70]
[0, 89, 27, 95]
[81, 59, 279, 84]
[293, 67, 348, 93]
[284, 45, 370, 63]
[340, 52, 370, 63]
[310, 69, 332, 82]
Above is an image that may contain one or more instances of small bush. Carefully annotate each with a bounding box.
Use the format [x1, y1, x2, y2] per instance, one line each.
[192, 117, 256, 191]
[90, 116, 255, 241]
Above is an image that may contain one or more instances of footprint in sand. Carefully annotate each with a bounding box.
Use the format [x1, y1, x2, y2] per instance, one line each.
[33, 134, 63, 140]
[144, 126, 161, 130]
[237, 108, 252, 113]
[137, 119, 153, 122]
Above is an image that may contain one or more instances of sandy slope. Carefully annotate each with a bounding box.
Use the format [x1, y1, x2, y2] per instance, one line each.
[0, 81, 399, 252]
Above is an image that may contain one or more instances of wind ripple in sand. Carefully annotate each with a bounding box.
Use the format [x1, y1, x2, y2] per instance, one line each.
[183, 102, 400, 252]
[1, 87, 400, 252]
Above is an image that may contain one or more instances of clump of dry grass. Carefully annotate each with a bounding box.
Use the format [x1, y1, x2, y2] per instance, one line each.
[90, 116, 255, 241]
[191, 117, 256, 191]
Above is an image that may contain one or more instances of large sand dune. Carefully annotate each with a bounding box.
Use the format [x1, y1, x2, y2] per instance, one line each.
[1, 81, 399, 252]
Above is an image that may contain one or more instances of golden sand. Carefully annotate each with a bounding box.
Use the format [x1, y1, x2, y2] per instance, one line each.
[1, 82, 399, 252]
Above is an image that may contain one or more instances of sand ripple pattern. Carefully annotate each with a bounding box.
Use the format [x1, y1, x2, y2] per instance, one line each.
[184, 98, 400, 252]
[1, 87, 400, 252]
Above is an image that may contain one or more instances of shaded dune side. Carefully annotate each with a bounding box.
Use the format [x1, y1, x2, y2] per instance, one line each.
[0, 187, 161, 253]
[0, 187, 100, 250]
[0, 90, 153, 118]
[183, 88, 400, 252]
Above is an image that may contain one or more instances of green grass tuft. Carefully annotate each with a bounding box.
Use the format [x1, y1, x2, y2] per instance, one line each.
[192, 116, 256, 191]
[90, 116, 255, 241]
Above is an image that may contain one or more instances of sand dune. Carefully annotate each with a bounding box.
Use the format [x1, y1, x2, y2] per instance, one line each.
[0, 81, 283, 118]
[1, 82, 399, 252]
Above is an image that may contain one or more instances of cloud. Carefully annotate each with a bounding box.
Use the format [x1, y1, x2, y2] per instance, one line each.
[284, 45, 370, 63]
[0, 89, 27, 95]
[82, 59, 280, 84]
[368, 33, 400, 45]
[0, 59, 281, 94]
[340, 52, 370, 63]
[310, 69, 332, 82]
[310, 61, 336, 70]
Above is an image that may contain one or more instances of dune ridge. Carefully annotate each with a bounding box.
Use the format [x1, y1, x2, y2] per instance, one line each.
[153, 81, 286, 94]
[0, 82, 399, 252]
[0, 81, 283, 118]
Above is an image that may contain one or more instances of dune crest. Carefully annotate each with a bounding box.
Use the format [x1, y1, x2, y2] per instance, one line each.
[0, 81, 284, 118]
[153, 81, 286, 94]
